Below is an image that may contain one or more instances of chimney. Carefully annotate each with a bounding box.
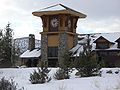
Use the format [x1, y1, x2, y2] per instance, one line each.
[28, 34, 35, 51]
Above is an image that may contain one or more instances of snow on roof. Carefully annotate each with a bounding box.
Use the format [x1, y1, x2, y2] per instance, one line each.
[34, 4, 82, 13]
[78, 37, 87, 44]
[74, 46, 84, 56]
[32, 4, 86, 18]
[70, 32, 120, 56]
[94, 32, 120, 43]
[38, 4, 66, 12]
[70, 44, 84, 56]
[20, 48, 41, 58]
[106, 43, 120, 50]
[70, 44, 81, 53]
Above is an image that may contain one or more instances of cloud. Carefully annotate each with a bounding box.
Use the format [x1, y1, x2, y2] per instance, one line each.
[12, 15, 42, 39]
[0, 0, 42, 39]
[77, 17, 120, 34]
[0, 0, 120, 39]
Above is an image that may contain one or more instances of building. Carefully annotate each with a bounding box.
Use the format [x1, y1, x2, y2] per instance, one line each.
[19, 34, 41, 67]
[32, 4, 86, 67]
[70, 33, 120, 67]
[19, 4, 120, 67]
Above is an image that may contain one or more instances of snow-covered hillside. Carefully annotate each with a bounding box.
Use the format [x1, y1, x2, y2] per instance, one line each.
[0, 68, 120, 90]
[14, 37, 41, 54]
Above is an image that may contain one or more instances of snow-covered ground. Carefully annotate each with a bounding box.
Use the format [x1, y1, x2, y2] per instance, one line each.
[0, 68, 120, 90]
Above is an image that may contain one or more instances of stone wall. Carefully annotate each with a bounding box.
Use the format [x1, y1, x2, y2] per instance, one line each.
[73, 33, 78, 46]
[58, 33, 68, 65]
[41, 34, 48, 61]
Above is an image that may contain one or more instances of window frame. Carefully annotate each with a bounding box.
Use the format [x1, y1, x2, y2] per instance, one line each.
[48, 46, 58, 57]
[96, 43, 109, 49]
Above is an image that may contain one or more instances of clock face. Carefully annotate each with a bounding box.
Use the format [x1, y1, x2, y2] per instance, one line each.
[68, 20, 71, 28]
[50, 18, 58, 28]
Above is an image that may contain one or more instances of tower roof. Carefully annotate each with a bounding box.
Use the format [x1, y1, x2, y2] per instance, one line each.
[32, 4, 86, 18]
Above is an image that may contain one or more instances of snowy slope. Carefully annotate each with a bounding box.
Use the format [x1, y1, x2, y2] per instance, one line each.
[0, 68, 120, 90]
[14, 37, 41, 54]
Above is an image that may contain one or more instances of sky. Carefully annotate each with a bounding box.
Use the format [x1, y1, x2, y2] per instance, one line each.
[0, 0, 120, 40]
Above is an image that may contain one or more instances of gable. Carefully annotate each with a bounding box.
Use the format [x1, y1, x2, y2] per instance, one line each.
[94, 36, 110, 43]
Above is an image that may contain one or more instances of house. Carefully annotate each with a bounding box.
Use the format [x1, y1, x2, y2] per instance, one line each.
[20, 34, 41, 67]
[93, 33, 120, 67]
[70, 32, 120, 67]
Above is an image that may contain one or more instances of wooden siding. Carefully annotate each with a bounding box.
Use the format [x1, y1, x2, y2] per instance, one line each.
[48, 35, 58, 46]
[67, 34, 73, 49]
[95, 36, 111, 49]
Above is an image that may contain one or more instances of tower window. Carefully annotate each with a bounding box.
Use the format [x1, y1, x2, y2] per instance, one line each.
[48, 47, 58, 57]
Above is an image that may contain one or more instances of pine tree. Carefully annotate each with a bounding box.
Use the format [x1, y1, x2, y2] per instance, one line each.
[74, 34, 99, 77]
[0, 23, 15, 67]
[59, 49, 73, 79]
[3, 23, 13, 67]
[12, 40, 22, 67]
[0, 29, 4, 63]
[29, 60, 51, 84]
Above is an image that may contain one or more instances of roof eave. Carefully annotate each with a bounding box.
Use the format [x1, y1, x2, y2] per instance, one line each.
[115, 37, 120, 42]
[32, 10, 86, 18]
[93, 36, 112, 43]
[20, 56, 40, 59]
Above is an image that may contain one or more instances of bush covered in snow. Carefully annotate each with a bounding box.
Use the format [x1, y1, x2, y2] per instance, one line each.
[74, 34, 102, 77]
[29, 60, 51, 84]
[0, 77, 24, 90]
[29, 67, 51, 84]
[54, 68, 69, 80]
[59, 49, 73, 79]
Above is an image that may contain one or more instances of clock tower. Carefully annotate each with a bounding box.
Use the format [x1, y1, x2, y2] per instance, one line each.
[32, 4, 86, 67]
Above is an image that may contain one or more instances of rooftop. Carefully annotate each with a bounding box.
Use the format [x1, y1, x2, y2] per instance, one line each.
[32, 4, 86, 18]
[70, 32, 120, 56]
[20, 48, 41, 58]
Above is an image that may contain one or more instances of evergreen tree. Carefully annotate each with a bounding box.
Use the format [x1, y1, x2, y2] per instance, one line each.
[11, 39, 22, 67]
[0, 77, 24, 90]
[74, 34, 99, 77]
[29, 60, 51, 84]
[0, 23, 15, 67]
[3, 23, 13, 66]
[54, 68, 68, 80]
[0, 29, 3, 39]
[0, 29, 4, 62]
[59, 49, 73, 79]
